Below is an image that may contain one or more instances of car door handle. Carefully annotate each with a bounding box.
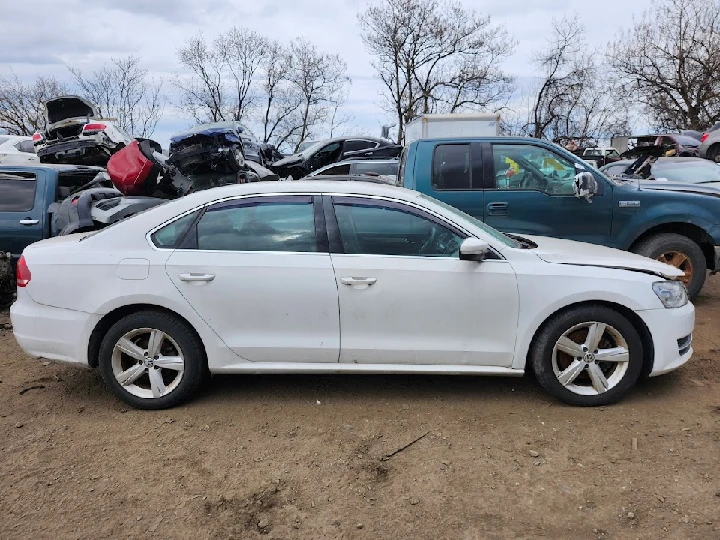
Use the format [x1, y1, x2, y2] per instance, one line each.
[178, 273, 216, 282]
[340, 277, 377, 289]
[487, 202, 509, 216]
[19, 218, 39, 226]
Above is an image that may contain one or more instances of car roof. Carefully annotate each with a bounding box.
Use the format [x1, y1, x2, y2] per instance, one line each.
[307, 174, 398, 185]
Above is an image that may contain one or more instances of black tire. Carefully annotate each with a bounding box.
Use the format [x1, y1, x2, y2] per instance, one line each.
[532, 305, 644, 406]
[708, 144, 720, 164]
[631, 233, 706, 299]
[98, 310, 205, 410]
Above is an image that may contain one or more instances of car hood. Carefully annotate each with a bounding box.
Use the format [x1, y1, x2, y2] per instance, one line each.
[45, 95, 98, 125]
[523, 235, 683, 278]
[636, 180, 720, 197]
[170, 126, 242, 144]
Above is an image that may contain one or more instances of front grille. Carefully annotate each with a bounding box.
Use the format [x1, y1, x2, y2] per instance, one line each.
[677, 334, 692, 356]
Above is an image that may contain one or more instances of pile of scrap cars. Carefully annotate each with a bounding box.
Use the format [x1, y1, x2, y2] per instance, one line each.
[0, 95, 401, 306]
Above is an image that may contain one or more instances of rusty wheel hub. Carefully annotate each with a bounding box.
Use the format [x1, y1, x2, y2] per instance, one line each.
[657, 251, 693, 285]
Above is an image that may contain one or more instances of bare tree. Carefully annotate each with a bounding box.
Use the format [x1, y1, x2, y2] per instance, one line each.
[0, 70, 68, 135]
[284, 38, 350, 151]
[608, 0, 720, 130]
[176, 33, 227, 123]
[358, 0, 515, 143]
[530, 14, 629, 142]
[69, 56, 164, 137]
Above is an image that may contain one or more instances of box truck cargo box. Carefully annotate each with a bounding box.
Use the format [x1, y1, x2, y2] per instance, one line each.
[404, 113, 501, 143]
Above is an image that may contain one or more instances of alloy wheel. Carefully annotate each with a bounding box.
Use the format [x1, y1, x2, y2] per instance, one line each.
[552, 322, 630, 396]
[111, 328, 185, 399]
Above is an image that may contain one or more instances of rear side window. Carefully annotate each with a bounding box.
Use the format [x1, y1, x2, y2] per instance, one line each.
[196, 200, 317, 252]
[0, 177, 36, 211]
[353, 162, 395, 176]
[151, 210, 201, 248]
[344, 140, 378, 153]
[320, 164, 351, 176]
[432, 144, 471, 190]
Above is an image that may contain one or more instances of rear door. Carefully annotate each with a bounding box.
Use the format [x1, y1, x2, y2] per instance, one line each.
[0, 171, 46, 257]
[164, 195, 340, 363]
[483, 142, 613, 244]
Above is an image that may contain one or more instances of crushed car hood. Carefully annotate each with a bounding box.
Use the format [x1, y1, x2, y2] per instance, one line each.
[170, 125, 242, 145]
[45, 95, 98, 125]
[523, 235, 683, 278]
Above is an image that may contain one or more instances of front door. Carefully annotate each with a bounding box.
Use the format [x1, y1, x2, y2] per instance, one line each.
[484, 143, 613, 245]
[0, 171, 46, 258]
[165, 195, 340, 363]
[327, 196, 519, 367]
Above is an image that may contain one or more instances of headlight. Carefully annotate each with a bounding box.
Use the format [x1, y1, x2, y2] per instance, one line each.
[653, 281, 688, 308]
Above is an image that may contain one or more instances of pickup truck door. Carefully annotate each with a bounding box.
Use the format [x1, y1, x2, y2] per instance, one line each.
[483, 143, 613, 244]
[0, 171, 47, 257]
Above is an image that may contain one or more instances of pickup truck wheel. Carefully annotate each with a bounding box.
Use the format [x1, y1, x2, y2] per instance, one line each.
[632, 233, 706, 298]
[532, 305, 644, 406]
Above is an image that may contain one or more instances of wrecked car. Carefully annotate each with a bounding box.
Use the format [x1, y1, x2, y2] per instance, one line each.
[33, 96, 132, 166]
[270, 137, 403, 180]
[168, 121, 279, 182]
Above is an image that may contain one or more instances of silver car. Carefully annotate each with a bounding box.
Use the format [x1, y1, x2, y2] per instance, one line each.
[698, 122, 720, 163]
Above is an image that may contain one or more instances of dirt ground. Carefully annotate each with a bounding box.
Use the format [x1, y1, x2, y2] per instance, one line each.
[1, 283, 719, 540]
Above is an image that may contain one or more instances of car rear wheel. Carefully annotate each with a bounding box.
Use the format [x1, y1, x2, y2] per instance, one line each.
[98, 311, 205, 409]
[707, 144, 720, 163]
[632, 233, 706, 299]
[531, 305, 644, 406]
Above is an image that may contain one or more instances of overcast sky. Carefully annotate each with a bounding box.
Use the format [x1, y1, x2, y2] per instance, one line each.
[1, 0, 654, 145]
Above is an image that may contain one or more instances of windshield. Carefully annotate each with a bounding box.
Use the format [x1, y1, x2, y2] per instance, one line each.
[584, 149, 602, 156]
[652, 160, 720, 184]
[298, 140, 330, 159]
[418, 193, 520, 248]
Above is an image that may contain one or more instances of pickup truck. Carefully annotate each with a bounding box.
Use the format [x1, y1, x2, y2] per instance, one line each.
[0, 164, 103, 259]
[401, 137, 720, 298]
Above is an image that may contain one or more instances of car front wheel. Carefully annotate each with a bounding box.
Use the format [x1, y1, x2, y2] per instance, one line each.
[98, 311, 205, 409]
[531, 305, 644, 406]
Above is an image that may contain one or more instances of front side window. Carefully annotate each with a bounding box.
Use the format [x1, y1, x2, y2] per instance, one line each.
[493, 144, 577, 195]
[0, 177, 36, 211]
[334, 201, 464, 257]
[196, 199, 317, 252]
[432, 144, 472, 190]
[309, 142, 343, 171]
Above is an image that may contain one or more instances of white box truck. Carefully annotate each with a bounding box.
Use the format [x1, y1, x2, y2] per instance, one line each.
[404, 113, 501, 143]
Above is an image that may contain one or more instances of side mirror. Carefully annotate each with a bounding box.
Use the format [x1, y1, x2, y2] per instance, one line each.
[573, 172, 598, 202]
[459, 238, 489, 262]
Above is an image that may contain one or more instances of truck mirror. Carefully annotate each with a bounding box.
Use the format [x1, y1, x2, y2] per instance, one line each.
[573, 172, 598, 202]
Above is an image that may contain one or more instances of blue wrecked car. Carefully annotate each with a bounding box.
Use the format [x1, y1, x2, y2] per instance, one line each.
[168, 121, 280, 181]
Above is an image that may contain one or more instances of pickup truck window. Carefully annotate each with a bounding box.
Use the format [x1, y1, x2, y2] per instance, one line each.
[0, 176, 36, 211]
[334, 202, 464, 257]
[493, 144, 576, 195]
[432, 144, 473, 190]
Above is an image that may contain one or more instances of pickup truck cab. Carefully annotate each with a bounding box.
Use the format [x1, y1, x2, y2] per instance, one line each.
[401, 137, 720, 297]
[0, 164, 102, 258]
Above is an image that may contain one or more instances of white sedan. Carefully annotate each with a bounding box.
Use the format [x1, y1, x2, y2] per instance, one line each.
[11, 181, 694, 409]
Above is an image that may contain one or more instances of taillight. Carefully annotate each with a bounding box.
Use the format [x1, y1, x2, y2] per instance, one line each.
[16, 256, 31, 288]
[701, 133, 709, 143]
[83, 123, 107, 133]
[32, 132, 44, 143]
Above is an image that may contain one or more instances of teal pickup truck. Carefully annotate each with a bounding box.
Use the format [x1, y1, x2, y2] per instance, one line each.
[401, 137, 720, 298]
[0, 164, 102, 259]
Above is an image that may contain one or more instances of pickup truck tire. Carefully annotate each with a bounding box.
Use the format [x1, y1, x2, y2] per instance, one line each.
[98, 311, 206, 410]
[631, 233, 705, 298]
[531, 305, 644, 406]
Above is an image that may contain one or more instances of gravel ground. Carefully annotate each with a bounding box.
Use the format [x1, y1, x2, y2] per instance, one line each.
[1, 279, 719, 540]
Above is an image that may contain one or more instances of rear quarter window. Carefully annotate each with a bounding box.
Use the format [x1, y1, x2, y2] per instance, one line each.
[0, 177, 37, 211]
[432, 144, 472, 190]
